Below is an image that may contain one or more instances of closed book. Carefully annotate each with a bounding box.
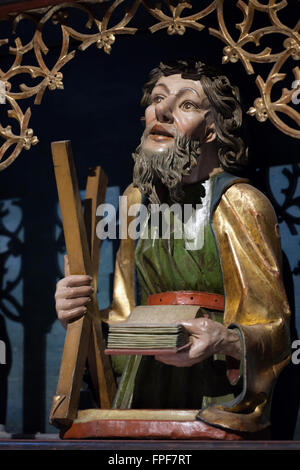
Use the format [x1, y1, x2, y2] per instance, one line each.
[105, 305, 203, 355]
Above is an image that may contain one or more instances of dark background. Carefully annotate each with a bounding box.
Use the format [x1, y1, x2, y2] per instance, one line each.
[0, 0, 299, 437]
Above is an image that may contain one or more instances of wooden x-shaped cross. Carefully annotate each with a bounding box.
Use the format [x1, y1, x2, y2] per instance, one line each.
[49, 140, 116, 429]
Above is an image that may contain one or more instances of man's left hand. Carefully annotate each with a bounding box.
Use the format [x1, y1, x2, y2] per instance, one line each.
[155, 318, 241, 367]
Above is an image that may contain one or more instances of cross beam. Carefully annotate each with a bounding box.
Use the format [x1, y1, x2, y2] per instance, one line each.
[49, 140, 116, 429]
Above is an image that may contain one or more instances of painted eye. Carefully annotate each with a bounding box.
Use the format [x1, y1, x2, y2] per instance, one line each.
[182, 101, 197, 110]
[152, 95, 164, 104]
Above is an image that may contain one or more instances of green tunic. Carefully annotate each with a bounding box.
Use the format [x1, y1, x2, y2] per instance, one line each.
[135, 184, 224, 303]
[113, 178, 241, 409]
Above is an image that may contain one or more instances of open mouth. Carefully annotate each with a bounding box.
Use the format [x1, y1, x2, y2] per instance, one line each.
[149, 124, 174, 141]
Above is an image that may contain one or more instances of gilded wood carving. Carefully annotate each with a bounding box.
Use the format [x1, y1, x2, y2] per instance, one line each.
[0, 0, 299, 171]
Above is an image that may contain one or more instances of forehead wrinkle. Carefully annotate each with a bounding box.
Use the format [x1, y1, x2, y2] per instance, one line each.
[152, 82, 169, 93]
[176, 87, 201, 100]
[153, 83, 200, 97]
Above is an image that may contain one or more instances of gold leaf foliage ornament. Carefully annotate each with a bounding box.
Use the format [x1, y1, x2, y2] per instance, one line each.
[247, 36, 300, 138]
[0, 96, 38, 171]
[60, 0, 139, 53]
[0, 0, 299, 171]
[210, 0, 300, 138]
[142, 0, 216, 35]
[0, 0, 139, 171]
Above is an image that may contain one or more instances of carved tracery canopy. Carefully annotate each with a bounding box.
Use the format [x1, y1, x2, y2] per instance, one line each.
[0, 0, 299, 171]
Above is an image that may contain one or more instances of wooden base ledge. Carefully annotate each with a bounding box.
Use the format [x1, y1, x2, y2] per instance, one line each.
[61, 409, 267, 441]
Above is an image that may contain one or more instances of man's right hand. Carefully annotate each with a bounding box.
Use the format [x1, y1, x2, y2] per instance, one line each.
[55, 255, 94, 328]
[55, 275, 94, 328]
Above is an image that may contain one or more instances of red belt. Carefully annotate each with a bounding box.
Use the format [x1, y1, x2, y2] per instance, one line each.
[147, 291, 224, 311]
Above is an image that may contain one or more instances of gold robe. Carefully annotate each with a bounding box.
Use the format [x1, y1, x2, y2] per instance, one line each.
[101, 178, 291, 434]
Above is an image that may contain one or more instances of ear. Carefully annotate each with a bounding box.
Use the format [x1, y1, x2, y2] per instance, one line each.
[204, 123, 216, 143]
[203, 109, 216, 143]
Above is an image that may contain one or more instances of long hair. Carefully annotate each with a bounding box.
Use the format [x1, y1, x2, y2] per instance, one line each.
[140, 59, 249, 174]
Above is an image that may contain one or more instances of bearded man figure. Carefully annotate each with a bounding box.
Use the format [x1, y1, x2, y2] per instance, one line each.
[55, 60, 291, 437]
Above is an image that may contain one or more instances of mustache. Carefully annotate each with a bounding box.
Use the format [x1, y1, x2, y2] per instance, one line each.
[145, 123, 176, 139]
[132, 131, 201, 205]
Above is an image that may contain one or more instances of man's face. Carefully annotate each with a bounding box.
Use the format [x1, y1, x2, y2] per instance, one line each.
[143, 74, 211, 153]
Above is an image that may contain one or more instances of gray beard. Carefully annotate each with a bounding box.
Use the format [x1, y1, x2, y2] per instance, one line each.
[132, 131, 201, 205]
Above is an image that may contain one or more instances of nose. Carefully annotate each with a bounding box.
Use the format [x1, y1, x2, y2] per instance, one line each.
[155, 96, 174, 124]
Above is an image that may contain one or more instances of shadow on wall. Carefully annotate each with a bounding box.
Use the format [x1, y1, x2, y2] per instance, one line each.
[0, 315, 11, 428]
[271, 252, 300, 440]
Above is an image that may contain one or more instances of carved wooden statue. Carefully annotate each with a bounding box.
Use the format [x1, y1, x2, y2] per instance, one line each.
[53, 60, 291, 439]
